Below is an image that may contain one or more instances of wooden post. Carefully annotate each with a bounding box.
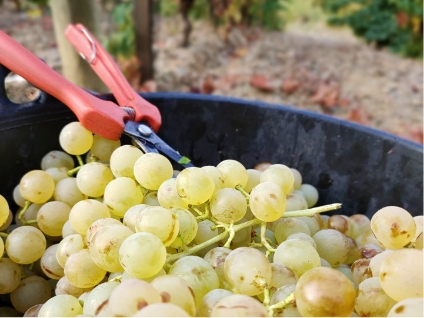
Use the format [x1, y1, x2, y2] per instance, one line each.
[50, 0, 108, 92]
[133, 0, 154, 82]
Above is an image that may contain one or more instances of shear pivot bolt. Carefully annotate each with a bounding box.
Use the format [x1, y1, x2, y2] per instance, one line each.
[138, 124, 152, 137]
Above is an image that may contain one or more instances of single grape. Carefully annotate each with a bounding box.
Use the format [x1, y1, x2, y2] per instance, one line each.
[387, 298, 424, 317]
[415, 232, 423, 249]
[0, 209, 13, 231]
[23, 304, 43, 317]
[369, 249, 394, 277]
[360, 228, 385, 249]
[243, 169, 261, 193]
[290, 168, 302, 190]
[198, 289, 233, 317]
[64, 249, 107, 289]
[210, 188, 247, 223]
[40, 244, 64, 279]
[69, 199, 111, 235]
[210, 294, 268, 317]
[349, 214, 371, 238]
[299, 183, 319, 207]
[122, 204, 149, 231]
[379, 248, 423, 301]
[313, 229, 351, 267]
[108, 279, 162, 317]
[249, 181, 286, 222]
[54, 177, 87, 207]
[216, 159, 248, 189]
[285, 193, 308, 212]
[0, 258, 22, 294]
[295, 267, 356, 317]
[157, 178, 189, 209]
[133, 303, 190, 317]
[38, 294, 83, 317]
[61, 220, 78, 238]
[134, 153, 174, 190]
[45, 166, 69, 184]
[169, 256, 219, 307]
[36, 201, 71, 237]
[195, 220, 219, 244]
[109, 145, 143, 179]
[89, 224, 134, 272]
[350, 258, 372, 286]
[224, 247, 271, 296]
[12, 185, 26, 208]
[83, 281, 120, 316]
[19, 170, 55, 204]
[56, 233, 87, 267]
[274, 217, 310, 244]
[260, 164, 294, 194]
[90, 134, 121, 161]
[0, 195, 9, 226]
[103, 177, 144, 217]
[150, 275, 197, 316]
[76, 162, 114, 197]
[270, 284, 300, 317]
[201, 166, 228, 194]
[55, 276, 87, 298]
[286, 232, 316, 249]
[6, 226, 46, 264]
[10, 275, 51, 313]
[59, 121, 93, 155]
[41, 150, 75, 170]
[119, 232, 167, 279]
[269, 263, 298, 293]
[412, 215, 423, 242]
[142, 191, 159, 206]
[176, 167, 215, 205]
[371, 206, 416, 249]
[170, 207, 198, 249]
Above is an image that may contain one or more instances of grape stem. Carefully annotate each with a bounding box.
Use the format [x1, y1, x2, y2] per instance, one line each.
[235, 185, 250, 202]
[262, 287, 271, 307]
[0, 232, 8, 238]
[109, 274, 122, 283]
[67, 166, 81, 177]
[223, 221, 235, 248]
[165, 218, 262, 264]
[268, 292, 295, 317]
[18, 201, 32, 225]
[26, 220, 37, 225]
[76, 155, 84, 166]
[261, 222, 276, 253]
[283, 203, 342, 217]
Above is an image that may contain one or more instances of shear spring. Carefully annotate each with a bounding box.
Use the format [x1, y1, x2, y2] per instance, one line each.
[122, 107, 136, 120]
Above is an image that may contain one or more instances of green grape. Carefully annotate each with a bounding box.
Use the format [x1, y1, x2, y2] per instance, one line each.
[122, 204, 149, 231]
[0, 258, 21, 294]
[217, 159, 248, 188]
[41, 150, 75, 170]
[285, 193, 308, 212]
[69, 199, 111, 235]
[286, 232, 316, 249]
[40, 244, 64, 279]
[204, 247, 232, 287]
[344, 236, 361, 265]
[295, 215, 322, 236]
[211, 294, 268, 317]
[108, 279, 162, 317]
[45, 166, 69, 184]
[169, 256, 219, 307]
[56, 234, 87, 268]
[109, 145, 143, 179]
[274, 217, 310, 244]
[350, 258, 372, 286]
[13, 185, 26, 208]
[415, 232, 423, 249]
[244, 169, 261, 193]
[291, 168, 302, 190]
[210, 188, 247, 223]
[224, 247, 271, 296]
[36, 201, 71, 237]
[64, 249, 107, 289]
[379, 248, 423, 301]
[295, 267, 356, 317]
[201, 166, 228, 194]
[157, 178, 189, 209]
[249, 181, 286, 222]
[134, 153, 174, 190]
[387, 298, 424, 317]
[6, 226, 46, 264]
[369, 249, 394, 277]
[412, 215, 423, 242]
[371, 206, 416, 249]
[59, 121, 93, 155]
[150, 275, 197, 316]
[170, 207, 198, 249]
[269, 263, 298, 293]
[299, 183, 319, 207]
[313, 229, 351, 267]
[90, 134, 121, 161]
[198, 289, 233, 317]
[85, 217, 122, 247]
[10, 275, 51, 314]
[38, 294, 83, 317]
[89, 224, 134, 272]
[119, 232, 166, 279]
[55, 276, 87, 298]
[176, 167, 215, 205]
[54, 177, 87, 207]
[135, 206, 179, 246]
[61, 220, 78, 238]
[274, 239, 321, 277]
[103, 177, 144, 216]
[270, 284, 300, 317]
[360, 228, 385, 249]
[0, 239, 3, 258]
[76, 162, 114, 197]
[0, 195, 9, 226]
[133, 303, 190, 317]
[0, 209, 13, 232]
[349, 214, 371, 238]
[355, 277, 397, 317]
[142, 191, 160, 206]
[23, 304, 43, 317]
[328, 214, 353, 237]
[83, 281, 120, 316]
[195, 220, 219, 244]
[19, 170, 55, 204]
[260, 164, 294, 194]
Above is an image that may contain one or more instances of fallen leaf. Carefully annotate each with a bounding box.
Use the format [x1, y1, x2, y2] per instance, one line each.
[310, 83, 332, 104]
[250, 75, 273, 92]
[281, 78, 301, 94]
[201, 76, 215, 94]
[344, 105, 369, 125]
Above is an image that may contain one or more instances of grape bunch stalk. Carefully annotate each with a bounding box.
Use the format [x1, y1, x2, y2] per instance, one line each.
[0, 121, 422, 317]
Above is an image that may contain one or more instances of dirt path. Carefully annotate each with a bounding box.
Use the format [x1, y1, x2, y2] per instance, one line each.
[1, 6, 422, 143]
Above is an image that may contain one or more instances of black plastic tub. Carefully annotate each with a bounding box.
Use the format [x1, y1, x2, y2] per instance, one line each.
[0, 67, 422, 219]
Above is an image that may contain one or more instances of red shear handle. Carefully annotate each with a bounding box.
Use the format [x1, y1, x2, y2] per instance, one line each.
[65, 24, 162, 132]
[0, 30, 128, 141]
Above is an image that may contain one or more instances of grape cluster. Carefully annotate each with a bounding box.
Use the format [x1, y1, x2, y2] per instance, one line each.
[0, 121, 422, 317]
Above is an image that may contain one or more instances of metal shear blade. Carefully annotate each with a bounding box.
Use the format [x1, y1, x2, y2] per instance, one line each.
[124, 121, 194, 168]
